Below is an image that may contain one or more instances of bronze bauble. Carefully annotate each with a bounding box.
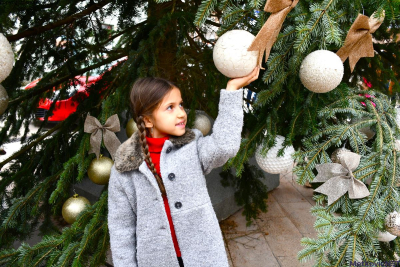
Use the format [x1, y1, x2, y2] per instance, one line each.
[62, 194, 90, 224]
[126, 118, 138, 138]
[87, 156, 114, 185]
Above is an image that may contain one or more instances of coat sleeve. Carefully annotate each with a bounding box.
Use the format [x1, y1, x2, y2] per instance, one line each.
[197, 88, 244, 175]
[108, 166, 138, 267]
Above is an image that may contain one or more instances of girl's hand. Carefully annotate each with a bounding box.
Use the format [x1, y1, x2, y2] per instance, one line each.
[226, 66, 260, 91]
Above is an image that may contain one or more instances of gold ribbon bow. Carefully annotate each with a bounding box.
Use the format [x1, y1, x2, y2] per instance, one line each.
[311, 151, 370, 205]
[336, 11, 385, 73]
[247, 0, 299, 69]
[84, 114, 121, 161]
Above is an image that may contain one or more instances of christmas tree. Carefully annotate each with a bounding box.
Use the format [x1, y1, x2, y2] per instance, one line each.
[0, 0, 399, 266]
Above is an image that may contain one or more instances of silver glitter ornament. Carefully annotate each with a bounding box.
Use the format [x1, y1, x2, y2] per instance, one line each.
[194, 114, 211, 136]
[0, 33, 14, 83]
[385, 211, 400, 236]
[255, 135, 295, 174]
[299, 50, 344, 93]
[331, 148, 351, 164]
[0, 84, 9, 115]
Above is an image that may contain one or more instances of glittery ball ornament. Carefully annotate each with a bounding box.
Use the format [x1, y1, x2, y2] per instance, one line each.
[0, 33, 14, 83]
[331, 148, 351, 164]
[126, 118, 138, 138]
[0, 84, 9, 115]
[213, 30, 258, 78]
[377, 231, 397, 242]
[255, 135, 295, 174]
[299, 50, 344, 93]
[87, 155, 113, 185]
[194, 114, 211, 136]
[396, 106, 400, 128]
[62, 194, 90, 224]
[385, 211, 400, 236]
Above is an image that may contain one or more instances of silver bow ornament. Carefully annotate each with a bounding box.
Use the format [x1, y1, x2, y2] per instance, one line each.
[84, 114, 121, 160]
[311, 151, 370, 205]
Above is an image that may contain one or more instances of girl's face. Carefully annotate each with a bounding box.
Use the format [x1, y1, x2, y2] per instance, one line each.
[144, 87, 187, 138]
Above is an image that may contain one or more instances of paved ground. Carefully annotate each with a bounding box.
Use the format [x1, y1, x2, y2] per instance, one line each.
[220, 169, 317, 267]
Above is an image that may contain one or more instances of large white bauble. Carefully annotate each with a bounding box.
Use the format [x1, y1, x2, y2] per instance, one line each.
[377, 231, 397, 242]
[0, 84, 9, 115]
[213, 30, 258, 78]
[255, 135, 295, 174]
[299, 50, 344, 93]
[0, 33, 14, 83]
[194, 114, 211, 136]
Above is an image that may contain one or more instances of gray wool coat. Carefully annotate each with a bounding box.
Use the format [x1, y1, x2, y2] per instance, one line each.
[108, 89, 244, 267]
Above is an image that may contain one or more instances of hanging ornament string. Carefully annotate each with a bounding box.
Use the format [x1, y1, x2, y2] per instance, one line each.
[311, 151, 370, 205]
[247, 0, 299, 69]
[84, 114, 121, 160]
[336, 11, 385, 72]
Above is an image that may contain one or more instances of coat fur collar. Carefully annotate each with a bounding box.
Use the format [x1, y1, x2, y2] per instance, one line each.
[114, 128, 196, 173]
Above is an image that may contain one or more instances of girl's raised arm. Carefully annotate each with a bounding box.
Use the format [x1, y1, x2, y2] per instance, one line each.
[196, 67, 259, 175]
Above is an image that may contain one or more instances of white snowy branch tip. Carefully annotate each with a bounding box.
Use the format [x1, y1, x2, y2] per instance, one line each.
[0, 33, 14, 83]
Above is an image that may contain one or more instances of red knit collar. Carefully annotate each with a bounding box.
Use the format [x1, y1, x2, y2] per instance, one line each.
[145, 135, 170, 153]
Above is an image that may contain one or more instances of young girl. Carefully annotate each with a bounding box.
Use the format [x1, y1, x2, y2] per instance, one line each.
[108, 67, 260, 267]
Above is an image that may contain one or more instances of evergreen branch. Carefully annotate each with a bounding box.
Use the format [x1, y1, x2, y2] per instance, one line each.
[6, 0, 113, 42]
[0, 123, 62, 170]
[0, 171, 61, 233]
[205, 19, 221, 27]
[194, 0, 217, 26]
[334, 243, 348, 267]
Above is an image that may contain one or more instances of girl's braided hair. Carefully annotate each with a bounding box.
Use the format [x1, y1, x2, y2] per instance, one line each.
[130, 77, 178, 197]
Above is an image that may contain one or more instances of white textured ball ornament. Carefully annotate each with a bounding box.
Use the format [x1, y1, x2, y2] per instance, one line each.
[385, 211, 400, 236]
[377, 231, 397, 242]
[213, 30, 258, 78]
[0, 33, 14, 83]
[194, 114, 211, 136]
[299, 50, 344, 93]
[0, 84, 9, 115]
[255, 135, 295, 174]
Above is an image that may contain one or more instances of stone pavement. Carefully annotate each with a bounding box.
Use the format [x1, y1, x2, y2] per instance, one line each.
[220, 169, 317, 267]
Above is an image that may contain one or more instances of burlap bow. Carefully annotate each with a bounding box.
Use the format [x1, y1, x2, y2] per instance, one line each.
[311, 151, 370, 205]
[84, 114, 121, 160]
[336, 11, 385, 72]
[247, 0, 299, 69]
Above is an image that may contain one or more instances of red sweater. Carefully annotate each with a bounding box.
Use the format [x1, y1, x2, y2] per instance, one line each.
[145, 135, 182, 257]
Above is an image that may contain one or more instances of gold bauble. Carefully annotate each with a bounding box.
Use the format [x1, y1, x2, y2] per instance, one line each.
[62, 194, 90, 224]
[126, 118, 138, 138]
[87, 155, 114, 185]
[194, 114, 211, 136]
[0, 84, 9, 116]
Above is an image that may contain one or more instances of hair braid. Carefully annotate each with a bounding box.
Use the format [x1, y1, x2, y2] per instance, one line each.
[136, 115, 167, 197]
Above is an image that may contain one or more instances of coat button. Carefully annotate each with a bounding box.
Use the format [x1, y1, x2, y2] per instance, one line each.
[168, 173, 175, 181]
[175, 202, 182, 209]
[166, 147, 172, 153]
